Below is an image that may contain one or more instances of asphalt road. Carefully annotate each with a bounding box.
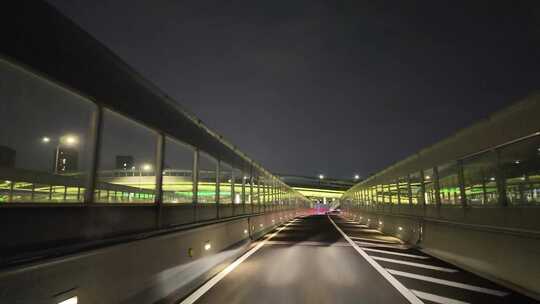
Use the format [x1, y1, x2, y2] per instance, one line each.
[183, 215, 537, 304]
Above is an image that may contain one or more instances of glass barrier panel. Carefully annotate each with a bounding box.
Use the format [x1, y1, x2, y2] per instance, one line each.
[500, 135, 540, 205]
[198, 152, 217, 204]
[219, 162, 232, 204]
[233, 168, 243, 204]
[0, 58, 95, 203]
[423, 168, 436, 205]
[438, 162, 460, 205]
[162, 137, 193, 203]
[96, 109, 157, 203]
[463, 151, 498, 205]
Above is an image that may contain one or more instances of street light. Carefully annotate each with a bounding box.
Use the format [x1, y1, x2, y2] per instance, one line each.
[318, 174, 324, 180]
[41, 134, 80, 173]
[354, 174, 360, 180]
[142, 163, 152, 171]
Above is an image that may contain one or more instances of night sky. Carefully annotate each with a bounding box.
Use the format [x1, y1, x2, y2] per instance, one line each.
[46, 0, 540, 180]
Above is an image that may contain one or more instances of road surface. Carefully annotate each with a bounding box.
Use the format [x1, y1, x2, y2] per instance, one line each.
[181, 215, 537, 304]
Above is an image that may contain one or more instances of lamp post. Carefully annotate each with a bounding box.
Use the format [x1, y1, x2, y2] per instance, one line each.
[41, 134, 79, 174]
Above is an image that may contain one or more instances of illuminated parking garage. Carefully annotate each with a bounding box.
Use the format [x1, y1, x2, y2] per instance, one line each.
[1, 1, 540, 304]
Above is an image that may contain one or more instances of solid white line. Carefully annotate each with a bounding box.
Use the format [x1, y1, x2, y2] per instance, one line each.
[361, 248, 429, 259]
[350, 236, 401, 244]
[327, 216, 423, 304]
[371, 256, 458, 273]
[178, 220, 296, 304]
[411, 290, 470, 304]
[355, 241, 411, 250]
[387, 269, 509, 297]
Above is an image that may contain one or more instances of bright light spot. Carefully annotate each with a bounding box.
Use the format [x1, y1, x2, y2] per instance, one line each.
[379, 221, 383, 225]
[272, 219, 275, 223]
[228, 179, 232, 183]
[41, 136, 51, 143]
[354, 174, 360, 180]
[243, 176, 248, 180]
[367, 219, 371, 222]
[204, 241, 211, 251]
[425, 175, 431, 180]
[259, 223, 263, 227]
[132, 166, 136, 170]
[318, 174, 324, 180]
[123, 163, 127, 167]
[521, 176, 526, 181]
[398, 226, 403, 231]
[58, 297, 78, 304]
[359, 217, 363, 220]
[142, 164, 152, 171]
[61, 135, 78, 146]
[490, 177, 496, 181]
[515, 160, 521, 164]
[244, 229, 248, 234]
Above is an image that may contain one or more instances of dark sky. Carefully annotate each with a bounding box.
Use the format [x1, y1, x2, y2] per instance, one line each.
[47, 0, 540, 180]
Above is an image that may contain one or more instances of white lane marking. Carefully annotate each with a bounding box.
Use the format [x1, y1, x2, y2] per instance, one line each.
[179, 219, 296, 304]
[328, 216, 423, 304]
[361, 248, 429, 259]
[355, 241, 411, 250]
[350, 236, 401, 244]
[411, 290, 470, 304]
[371, 257, 458, 273]
[387, 269, 509, 297]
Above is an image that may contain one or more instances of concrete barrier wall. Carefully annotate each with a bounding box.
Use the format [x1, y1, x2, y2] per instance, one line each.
[342, 207, 540, 299]
[0, 209, 309, 304]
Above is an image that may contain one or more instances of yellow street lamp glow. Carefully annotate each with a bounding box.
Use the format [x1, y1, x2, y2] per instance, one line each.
[142, 164, 152, 171]
[204, 241, 211, 251]
[60, 134, 79, 147]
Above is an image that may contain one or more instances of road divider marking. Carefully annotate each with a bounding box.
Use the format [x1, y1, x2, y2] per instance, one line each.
[361, 248, 429, 259]
[328, 216, 424, 304]
[179, 219, 297, 304]
[350, 236, 402, 244]
[411, 290, 470, 304]
[371, 256, 458, 273]
[387, 269, 509, 297]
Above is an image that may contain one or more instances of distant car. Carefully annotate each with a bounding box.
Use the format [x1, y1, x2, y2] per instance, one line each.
[326, 209, 341, 215]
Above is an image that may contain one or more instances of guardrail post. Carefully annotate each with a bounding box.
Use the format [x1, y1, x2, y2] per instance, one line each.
[457, 160, 467, 207]
[154, 134, 165, 228]
[433, 166, 441, 207]
[192, 148, 199, 221]
[216, 159, 221, 219]
[406, 174, 413, 205]
[495, 149, 508, 206]
[242, 170, 246, 214]
[419, 169, 426, 206]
